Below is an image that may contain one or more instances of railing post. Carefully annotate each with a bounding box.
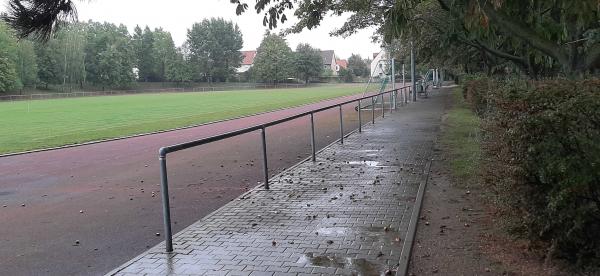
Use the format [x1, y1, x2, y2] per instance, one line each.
[358, 100, 362, 133]
[158, 151, 173, 252]
[339, 105, 344, 144]
[381, 93, 385, 118]
[260, 127, 269, 189]
[372, 96, 375, 124]
[309, 113, 316, 161]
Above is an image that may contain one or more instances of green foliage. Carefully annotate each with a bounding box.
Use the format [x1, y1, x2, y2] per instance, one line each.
[186, 18, 243, 82]
[165, 49, 193, 83]
[15, 40, 38, 86]
[152, 28, 177, 81]
[0, 53, 19, 92]
[132, 26, 157, 81]
[49, 23, 87, 89]
[0, 22, 20, 92]
[294, 43, 322, 83]
[466, 78, 600, 267]
[235, 0, 599, 77]
[253, 33, 294, 83]
[321, 68, 334, 78]
[347, 54, 369, 78]
[339, 67, 353, 83]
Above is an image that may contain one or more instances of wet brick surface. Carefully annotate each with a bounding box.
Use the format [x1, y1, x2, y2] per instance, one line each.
[109, 90, 447, 275]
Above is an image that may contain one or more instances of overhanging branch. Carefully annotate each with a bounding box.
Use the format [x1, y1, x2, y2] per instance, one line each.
[476, 0, 570, 68]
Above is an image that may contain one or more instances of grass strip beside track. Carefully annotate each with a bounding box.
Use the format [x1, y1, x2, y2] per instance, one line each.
[0, 86, 363, 154]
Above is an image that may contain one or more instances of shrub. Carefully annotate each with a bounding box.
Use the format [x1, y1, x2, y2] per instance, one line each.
[462, 76, 491, 116]
[482, 79, 600, 267]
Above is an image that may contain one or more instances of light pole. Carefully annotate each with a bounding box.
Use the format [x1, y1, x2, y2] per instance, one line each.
[410, 40, 416, 102]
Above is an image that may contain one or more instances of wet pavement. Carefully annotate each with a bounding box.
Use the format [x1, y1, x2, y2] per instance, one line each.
[108, 88, 449, 275]
[0, 92, 383, 276]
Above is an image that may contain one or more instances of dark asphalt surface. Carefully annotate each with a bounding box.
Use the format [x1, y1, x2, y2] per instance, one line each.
[0, 92, 392, 276]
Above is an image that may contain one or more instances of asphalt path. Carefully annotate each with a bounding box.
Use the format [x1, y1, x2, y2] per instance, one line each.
[0, 91, 393, 275]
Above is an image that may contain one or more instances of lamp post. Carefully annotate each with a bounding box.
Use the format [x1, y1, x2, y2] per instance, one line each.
[410, 40, 416, 102]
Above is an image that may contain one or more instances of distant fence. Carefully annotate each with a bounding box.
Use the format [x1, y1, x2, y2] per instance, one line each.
[0, 83, 311, 102]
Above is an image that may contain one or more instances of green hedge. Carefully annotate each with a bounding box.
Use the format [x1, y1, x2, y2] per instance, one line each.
[464, 78, 600, 267]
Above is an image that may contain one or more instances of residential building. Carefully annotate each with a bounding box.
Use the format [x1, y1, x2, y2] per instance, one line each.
[320, 50, 339, 75]
[371, 50, 388, 77]
[237, 50, 257, 73]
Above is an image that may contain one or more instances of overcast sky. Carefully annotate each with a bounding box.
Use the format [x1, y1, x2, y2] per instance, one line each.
[1, 0, 383, 59]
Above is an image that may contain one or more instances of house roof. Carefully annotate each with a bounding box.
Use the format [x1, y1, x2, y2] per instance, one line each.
[337, 59, 348, 69]
[241, 50, 257, 65]
[320, 50, 335, 65]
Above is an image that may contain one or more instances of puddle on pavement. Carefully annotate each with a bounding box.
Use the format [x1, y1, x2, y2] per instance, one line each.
[316, 227, 348, 235]
[348, 161, 381, 167]
[300, 226, 402, 275]
[298, 253, 382, 275]
[316, 226, 403, 245]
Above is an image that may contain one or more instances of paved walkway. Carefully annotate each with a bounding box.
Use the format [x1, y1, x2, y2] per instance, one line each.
[108, 88, 449, 276]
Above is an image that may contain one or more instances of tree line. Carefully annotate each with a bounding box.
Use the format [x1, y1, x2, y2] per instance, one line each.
[0, 18, 248, 92]
[0, 18, 372, 93]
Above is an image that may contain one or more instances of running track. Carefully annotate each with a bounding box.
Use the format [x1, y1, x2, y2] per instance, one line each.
[0, 92, 390, 275]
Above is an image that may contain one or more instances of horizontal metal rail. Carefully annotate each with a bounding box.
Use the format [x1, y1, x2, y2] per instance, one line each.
[157, 85, 412, 252]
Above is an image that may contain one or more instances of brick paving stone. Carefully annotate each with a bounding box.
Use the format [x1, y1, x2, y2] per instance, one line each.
[107, 89, 449, 275]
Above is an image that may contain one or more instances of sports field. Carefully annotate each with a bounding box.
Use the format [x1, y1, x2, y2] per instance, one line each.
[0, 85, 364, 154]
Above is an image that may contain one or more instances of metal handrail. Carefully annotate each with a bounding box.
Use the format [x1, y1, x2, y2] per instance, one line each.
[157, 85, 412, 252]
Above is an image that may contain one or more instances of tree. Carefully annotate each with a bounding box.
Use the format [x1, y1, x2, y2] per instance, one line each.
[339, 67, 353, 83]
[152, 28, 177, 81]
[229, 0, 600, 77]
[0, 21, 20, 92]
[252, 33, 294, 83]
[54, 23, 87, 90]
[347, 54, 368, 78]
[132, 26, 156, 81]
[294, 43, 322, 83]
[186, 18, 243, 82]
[166, 48, 193, 83]
[5, 0, 598, 77]
[34, 41, 58, 89]
[85, 22, 134, 89]
[0, 52, 19, 92]
[15, 40, 38, 87]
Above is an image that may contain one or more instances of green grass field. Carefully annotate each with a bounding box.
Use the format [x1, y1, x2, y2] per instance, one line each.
[0, 85, 363, 154]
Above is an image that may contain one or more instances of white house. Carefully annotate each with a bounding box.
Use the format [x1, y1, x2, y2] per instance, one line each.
[370, 50, 388, 77]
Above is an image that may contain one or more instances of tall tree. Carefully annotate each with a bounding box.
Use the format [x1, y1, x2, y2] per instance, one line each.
[53, 23, 87, 90]
[34, 40, 58, 89]
[15, 40, 38, 87]
[186, 18, 243, 82]
[252, 33, 294, 83]
[85, 22, 134, 89]
[166, 48, 193, 83]
[0, 21, 20, 92]
[137, 26, 156, 81]
[152, 28, 177, 81]
[294, 43, 322, 83]
[347, 54, 368, 78]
